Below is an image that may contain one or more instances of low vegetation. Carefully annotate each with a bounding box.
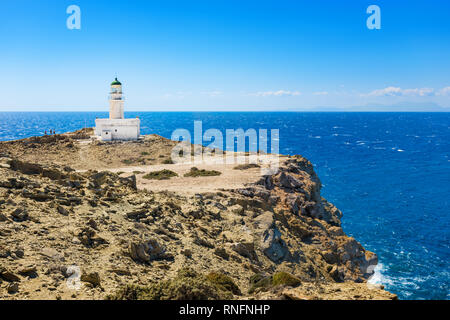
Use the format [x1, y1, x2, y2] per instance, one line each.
[206, 272, 241, 295]
[233, 163, 261, 170]
[272, 272, 301, 287]
[142, 169, 178, 180]
[107, 268, 238, 300]
[184, 167, 221, 177]
[121, 159, 134, 165]
[248, 272, 301, 294]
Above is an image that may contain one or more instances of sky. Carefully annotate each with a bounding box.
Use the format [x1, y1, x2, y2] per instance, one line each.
[0, 0, 449, 111]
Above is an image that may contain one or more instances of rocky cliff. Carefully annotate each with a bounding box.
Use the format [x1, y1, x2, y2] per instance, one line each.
[0, 132, 396, 300]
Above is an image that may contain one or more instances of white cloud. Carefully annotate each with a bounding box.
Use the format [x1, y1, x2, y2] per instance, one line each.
[437, 87, 450, 96]
[162, 91, 192, 99]
[201, 90, 223, 97]
[313, 91, 329, 95]
[366, 86, 435, 97]
[404, 88, 434, 96]
[251, 90, 301, 97]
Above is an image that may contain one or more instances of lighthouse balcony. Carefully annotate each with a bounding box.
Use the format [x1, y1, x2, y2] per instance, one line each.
[109, 95, 125, 100]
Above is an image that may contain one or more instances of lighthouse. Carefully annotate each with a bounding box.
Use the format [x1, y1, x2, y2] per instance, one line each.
[94, 78, 140, 141]
[109, 77, 124, 119]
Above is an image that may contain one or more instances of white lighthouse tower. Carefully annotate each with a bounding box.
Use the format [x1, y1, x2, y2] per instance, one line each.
[109, 78, 125, 119]
[95, 78, 140, 141]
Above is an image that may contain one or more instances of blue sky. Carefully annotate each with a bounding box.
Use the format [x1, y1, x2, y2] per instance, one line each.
[0, 0, 449, 111]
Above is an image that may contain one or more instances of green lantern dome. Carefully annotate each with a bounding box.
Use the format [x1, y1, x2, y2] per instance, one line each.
[111, 77, 122, 86]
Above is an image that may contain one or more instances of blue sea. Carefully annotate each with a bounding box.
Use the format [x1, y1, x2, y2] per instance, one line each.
[0, 112, 449, 300]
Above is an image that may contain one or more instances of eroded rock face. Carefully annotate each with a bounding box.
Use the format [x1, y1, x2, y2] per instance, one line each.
[235, 155, 379, 282]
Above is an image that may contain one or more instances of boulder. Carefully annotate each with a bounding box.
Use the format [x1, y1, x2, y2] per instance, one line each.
[7, 160, 42, 175]
[128, 239, 166, 263]
[7, 282, 19, 294]
[0, 268, 20, 282]
[180, 249, 193, 258]
[18, 265, 38, 277]
[119, 175, 137, 190]
[0, 246, 11, 258]
[41, 248, 64, 261]
[230, 242, 258, 262]
[278, 172, 303, 189]
[329, 265, 345, 282]
[321, 250, 339, 264]
[261, 227, 289, 263]
[77, 227, 107, 248]
[126, 209, 147, 221]
[253, 212, 289, 263]
[0, 213, 8, 222]
[285, 194, 301, 215]
[89, 171, 110, 187]
[229, 204, 244, 215]
[213, 248, 230, 260]
[87, 218, 98, 230]
[57, 205, 69, 216]
[10, 208, 28, 222]
[81, 271, 101, 287]
[27, 191, 54, 202]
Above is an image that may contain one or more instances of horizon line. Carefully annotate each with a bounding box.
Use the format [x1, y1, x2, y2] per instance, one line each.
[1, 110, 450, 113]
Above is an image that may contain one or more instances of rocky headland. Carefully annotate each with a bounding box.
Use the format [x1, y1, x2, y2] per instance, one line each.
[0, 130, 396, 300]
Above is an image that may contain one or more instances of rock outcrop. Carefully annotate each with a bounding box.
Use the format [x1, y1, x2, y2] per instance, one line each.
[0, 133, 395, 300]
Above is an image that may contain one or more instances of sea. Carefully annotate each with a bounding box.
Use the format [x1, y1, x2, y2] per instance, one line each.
[0, 111, 448, 300]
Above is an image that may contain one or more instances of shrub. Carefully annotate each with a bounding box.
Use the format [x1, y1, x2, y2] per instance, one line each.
[206, 272, 241, 295]
[121, 159, 134, 165]
[247, 272, 301, 294]
[107, 268, 232, 300]
[143, 169, 178, 180]
[184, 167, 221, 177]
[248, 274, 272, 294]
[233, 163, 260, 170]
[272, 272, 301, 287]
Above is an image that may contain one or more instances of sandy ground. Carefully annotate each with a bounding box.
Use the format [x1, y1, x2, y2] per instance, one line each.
[1, 131, 285, 195]
[81, 153, 284, 195]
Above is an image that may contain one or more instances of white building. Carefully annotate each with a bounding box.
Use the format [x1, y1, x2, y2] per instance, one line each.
[95, 78, 140, 141]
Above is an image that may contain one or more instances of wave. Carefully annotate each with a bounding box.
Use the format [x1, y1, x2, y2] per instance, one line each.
[368, 263, 393, 286]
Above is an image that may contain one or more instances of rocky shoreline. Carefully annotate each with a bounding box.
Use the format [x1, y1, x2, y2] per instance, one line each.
[0, 131, 397, 300]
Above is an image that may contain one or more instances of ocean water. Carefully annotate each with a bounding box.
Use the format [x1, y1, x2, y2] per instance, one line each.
[0, 111, 449, 300]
